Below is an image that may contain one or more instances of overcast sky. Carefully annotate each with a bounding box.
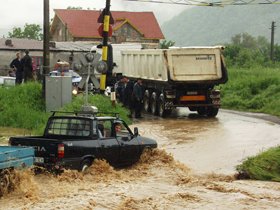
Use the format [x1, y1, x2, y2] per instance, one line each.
[0, 0, 187, 37]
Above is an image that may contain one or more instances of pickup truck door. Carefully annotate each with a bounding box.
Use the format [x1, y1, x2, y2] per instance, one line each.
[114, 122, 140, 164]
[117, 135, 140, 164]
[98, 138, 120, 165]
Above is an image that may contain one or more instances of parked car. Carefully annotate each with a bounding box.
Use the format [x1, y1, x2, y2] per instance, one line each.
[9, 109, 157, 172]
[49, 70, 82, 86]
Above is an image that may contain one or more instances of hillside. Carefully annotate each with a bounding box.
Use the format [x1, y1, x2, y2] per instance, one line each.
[161, 5, 280, 46]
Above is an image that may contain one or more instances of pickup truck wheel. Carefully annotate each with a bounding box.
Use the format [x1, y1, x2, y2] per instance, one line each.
[80, 159, 92, 173]
[206, 107, 219, 117]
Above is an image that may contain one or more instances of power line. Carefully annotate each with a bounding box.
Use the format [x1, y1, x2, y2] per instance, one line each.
[125, 0, 280, 6]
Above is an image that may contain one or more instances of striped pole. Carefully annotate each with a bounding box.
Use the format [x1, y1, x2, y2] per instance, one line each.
[100, 0, 111, 91]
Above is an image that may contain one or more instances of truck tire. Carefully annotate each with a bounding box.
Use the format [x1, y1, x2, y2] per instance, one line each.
[197, 107, 207, 116]
[189, 107, 197, 112]
[143, 91, 150, 112]
[206, 107, 219, 117]
[150, 92, 158, 115]
[158, 98, 171, 118]
[80, 159, 92, 173]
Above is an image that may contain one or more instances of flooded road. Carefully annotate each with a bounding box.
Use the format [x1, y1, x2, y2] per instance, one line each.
[134, 109, 280, 174]
[1, 109, 280, 209]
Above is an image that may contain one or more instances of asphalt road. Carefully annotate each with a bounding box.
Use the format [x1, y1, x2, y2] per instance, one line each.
[133, 108, 280, 174]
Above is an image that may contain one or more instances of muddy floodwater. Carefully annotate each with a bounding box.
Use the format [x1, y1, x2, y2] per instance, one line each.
[1, 109, 280, 209]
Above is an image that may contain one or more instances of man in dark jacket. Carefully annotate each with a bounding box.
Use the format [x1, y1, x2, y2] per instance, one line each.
[21, 49, 33, 82]
[10, 52, 23, 84]
[122, 76, 134, 117]
[133, 78, 144, 118]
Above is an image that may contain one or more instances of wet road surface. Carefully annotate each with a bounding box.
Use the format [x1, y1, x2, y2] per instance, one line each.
[1, 109, 280, 209]
[134, 108, 280, 174]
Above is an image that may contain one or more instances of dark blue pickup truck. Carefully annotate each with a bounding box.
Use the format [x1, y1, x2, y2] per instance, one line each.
[9, 111, 157, 172]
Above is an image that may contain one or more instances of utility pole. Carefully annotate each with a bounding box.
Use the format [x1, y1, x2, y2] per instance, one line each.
[270, 21, 276, 61]
[43, 0, 50, 99]
[99, 0, 111, 92]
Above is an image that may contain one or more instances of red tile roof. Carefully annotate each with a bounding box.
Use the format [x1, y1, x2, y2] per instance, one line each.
[53, 9, 164, 40]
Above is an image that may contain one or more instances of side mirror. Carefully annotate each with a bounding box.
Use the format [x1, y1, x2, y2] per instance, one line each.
[134, 127, 139, 136]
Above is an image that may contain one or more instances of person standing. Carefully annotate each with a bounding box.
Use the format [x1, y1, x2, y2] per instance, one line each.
[115, 77, 124, 103]
[21, 49, 33, 82]
[133, 78, 144, 118]
[10, 52, 23, 84]
[122, 76, 134, 117]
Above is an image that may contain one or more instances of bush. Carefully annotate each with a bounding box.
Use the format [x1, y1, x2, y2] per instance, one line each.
[0, 83, 131, 134]
[62, 94, 131, 125]
[0, 82, 49, 133]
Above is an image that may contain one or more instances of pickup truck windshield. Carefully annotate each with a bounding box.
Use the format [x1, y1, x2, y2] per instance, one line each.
[47, 118, 93, 137]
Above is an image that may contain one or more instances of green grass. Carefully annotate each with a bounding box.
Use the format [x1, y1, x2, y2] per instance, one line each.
[220, 66, 280, 117]
[0, 82, 131, 134]
[220, 66, 280, 181]
[236, 147, 280, 181]
[0, 82, 50, 133]
[62, 94, 131, 125]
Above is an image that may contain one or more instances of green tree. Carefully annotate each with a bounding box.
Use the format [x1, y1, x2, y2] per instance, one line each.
[160, 40, 175, 49]
[8, 23, 43, 40]
[224, 33, 277, 67]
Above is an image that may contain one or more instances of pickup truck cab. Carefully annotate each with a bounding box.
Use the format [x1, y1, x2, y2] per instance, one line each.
[9, 111, 157, 172]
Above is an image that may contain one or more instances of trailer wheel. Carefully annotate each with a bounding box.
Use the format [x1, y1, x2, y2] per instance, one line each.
[158, 99, 171, 117]
[189, 107, 197, 112]
[80, 159, 93, 173]
[197, 107, 207, 116]
[206, 107, 219, 117]
[143, 92, 150, 112]
[150, 92, 158, 116]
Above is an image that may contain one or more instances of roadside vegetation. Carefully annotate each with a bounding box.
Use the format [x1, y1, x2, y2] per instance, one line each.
[221, 33, 280, 117]
[0, 82, 130, 135]
[236, 146, 280, 182]
[222, 33, 280, 181]
[220, 67, 280, 117]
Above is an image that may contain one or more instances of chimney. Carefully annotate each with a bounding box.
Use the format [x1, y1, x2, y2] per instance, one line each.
[5, 39, 13, 46]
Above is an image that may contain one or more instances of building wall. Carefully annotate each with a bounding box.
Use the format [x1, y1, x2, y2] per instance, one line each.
[51, 20, 74, 42]
[0, 50, 79, 76]
[0, 50, 43, 76]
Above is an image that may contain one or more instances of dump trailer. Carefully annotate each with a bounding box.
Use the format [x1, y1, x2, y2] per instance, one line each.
[120, 46, 228, 117]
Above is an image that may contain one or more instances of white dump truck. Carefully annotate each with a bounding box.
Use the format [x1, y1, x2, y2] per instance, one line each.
[120, 46, 228, 117]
